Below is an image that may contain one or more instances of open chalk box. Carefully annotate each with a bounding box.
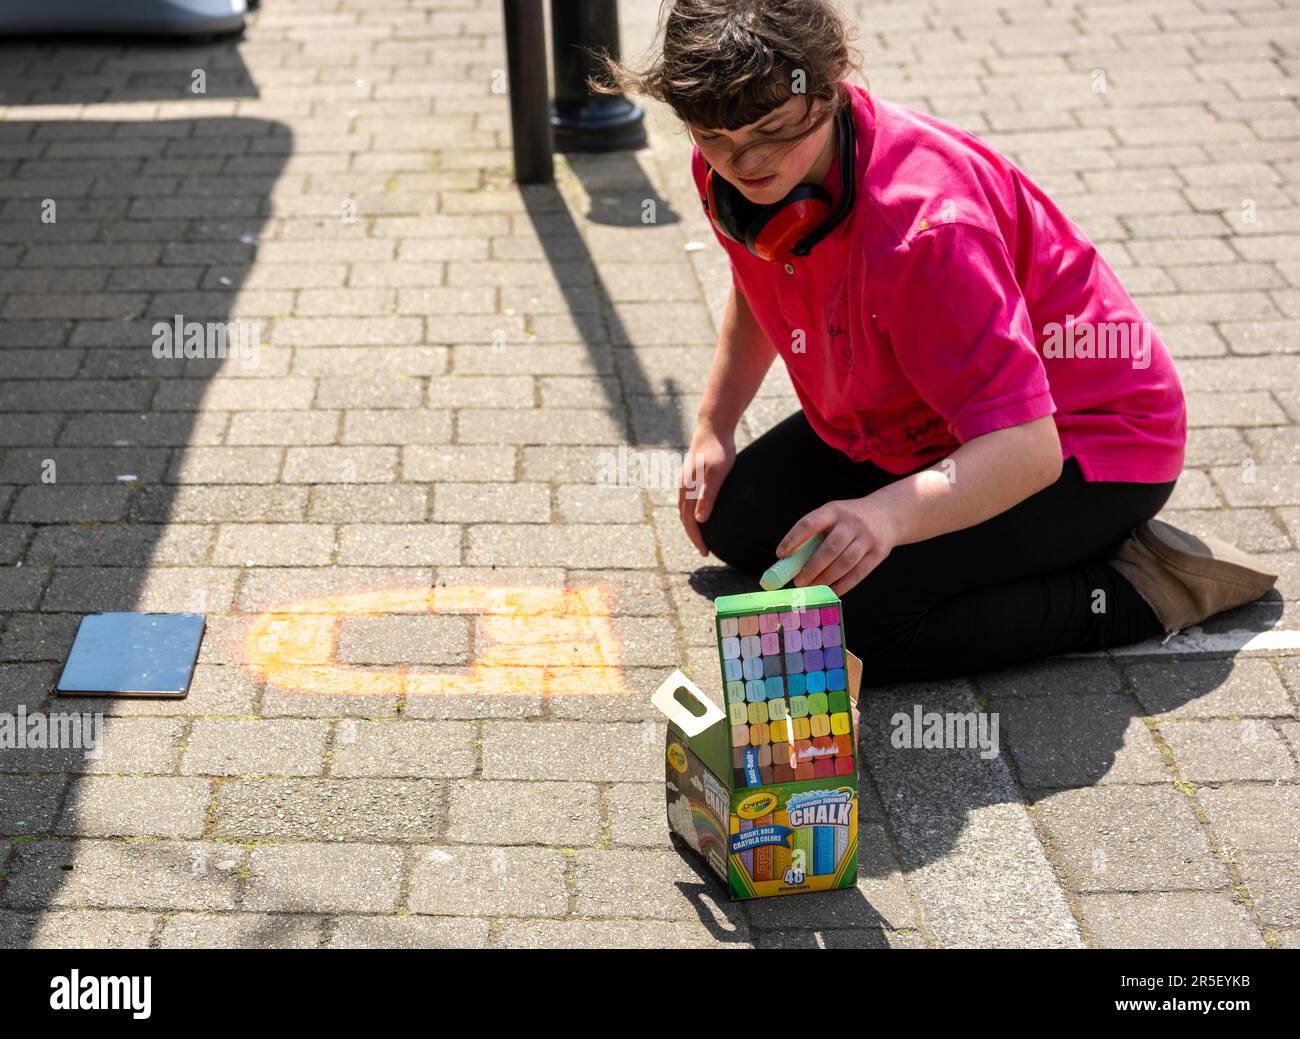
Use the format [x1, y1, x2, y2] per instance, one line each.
[654, 585, 860, 900]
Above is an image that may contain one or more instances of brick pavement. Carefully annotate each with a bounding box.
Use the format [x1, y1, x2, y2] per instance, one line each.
[0, 0, 1296, 948]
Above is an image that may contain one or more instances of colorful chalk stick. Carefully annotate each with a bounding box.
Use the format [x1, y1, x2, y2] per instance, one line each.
[753, 812, 774, 882]
[715, 589, 856, 790]
[813, 825, 834, 874]
[738, 817, 754, 877]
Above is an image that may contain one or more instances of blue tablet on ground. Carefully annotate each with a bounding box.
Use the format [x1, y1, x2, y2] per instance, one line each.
[56, 612, 205, 698]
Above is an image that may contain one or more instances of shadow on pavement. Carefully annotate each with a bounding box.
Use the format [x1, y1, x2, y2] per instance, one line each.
[0, 84, 285, 944]
[519, 148, 689, 449]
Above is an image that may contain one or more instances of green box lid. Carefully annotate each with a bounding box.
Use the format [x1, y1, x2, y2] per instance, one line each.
[714, 585, 838, 618]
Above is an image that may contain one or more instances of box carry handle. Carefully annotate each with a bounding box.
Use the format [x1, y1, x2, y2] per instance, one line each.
[651, 670, 725, 738]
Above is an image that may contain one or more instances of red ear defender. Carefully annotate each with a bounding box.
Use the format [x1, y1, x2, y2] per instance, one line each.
[698, 92, 859, 264]
[746, 186, 833, 262]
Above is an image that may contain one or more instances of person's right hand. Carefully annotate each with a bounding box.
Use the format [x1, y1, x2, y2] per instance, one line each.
[680, 424, 736, 557]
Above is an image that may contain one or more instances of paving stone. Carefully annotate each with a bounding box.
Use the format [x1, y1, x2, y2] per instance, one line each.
[213, 523, 335, 566]
[341, 409, 453, 445]
[481, 721, 663, 782]
[1127, 659, 1294, 718]
[754, 928, 924, 949]
[1034, 786, 1228, 893]
[995, 694, 1169, 789]
[55, 777, 210, 838]
[0, 909, 156, 949]
[493, 918, 751, 948]
[1198, 784, 1300, 854]
[329, 720, 476, 778]
[433, 482, 550, 523]
[214, 779, 442, 842]
[158, 912, 324, 949]
[282, 446, 398, 483]
[402, 444, 517, 482]
[407, 845, 568, 917]
[335, 524, 460, 566]
[182, 720, 330, 777]
[236, 566, 432, 612]
[244, 843, 402, 913]
[0, 774, 64, 835]
[327, 914, 490, 949]
[468, 524, 658, 568]
[861, 681, 1083, 946]
[307, 485, 429, 522]
[976, 658, 1124, 698]
[605, 782, 671, 848]
[131, 485, 308, 523]
[1080, 892, 1266, 948]
[4, 839, 243, 911]
[446, 781, 600, 845]
[1160, 719, 1297, 781]
[337, 614, 469, 665]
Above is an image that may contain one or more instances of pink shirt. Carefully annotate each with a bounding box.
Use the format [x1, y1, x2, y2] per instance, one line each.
[691, 81, 1186, 483]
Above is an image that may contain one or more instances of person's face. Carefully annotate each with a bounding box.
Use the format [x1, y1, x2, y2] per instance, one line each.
[689, 94, 832, 203]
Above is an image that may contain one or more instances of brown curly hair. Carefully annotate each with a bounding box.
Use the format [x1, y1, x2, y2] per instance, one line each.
[591, 0, 865, 151]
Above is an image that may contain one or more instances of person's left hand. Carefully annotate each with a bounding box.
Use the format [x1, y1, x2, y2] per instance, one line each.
[776, 496, 898, 596]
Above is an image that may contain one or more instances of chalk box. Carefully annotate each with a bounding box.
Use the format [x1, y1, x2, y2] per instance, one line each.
[658, 585, 860, 900]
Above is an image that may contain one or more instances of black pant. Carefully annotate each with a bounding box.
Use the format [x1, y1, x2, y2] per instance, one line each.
[699, 410, 1177, 685]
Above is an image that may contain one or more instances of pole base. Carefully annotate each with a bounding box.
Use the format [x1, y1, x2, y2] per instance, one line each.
[552, 97, 647, 153]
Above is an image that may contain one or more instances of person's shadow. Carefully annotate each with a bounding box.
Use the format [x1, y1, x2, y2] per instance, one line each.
[679, 563, 1285, 944]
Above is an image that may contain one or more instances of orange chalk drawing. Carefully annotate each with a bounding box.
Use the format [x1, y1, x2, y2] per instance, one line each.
[241, 585, 636, 698]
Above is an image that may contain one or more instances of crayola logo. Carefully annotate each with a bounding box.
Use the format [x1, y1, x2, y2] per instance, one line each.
[666, 743, 688, 773]
[736, 791, 779, 819]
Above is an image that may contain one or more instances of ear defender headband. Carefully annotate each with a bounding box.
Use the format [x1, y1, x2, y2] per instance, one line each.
[702, 93, 857, 263]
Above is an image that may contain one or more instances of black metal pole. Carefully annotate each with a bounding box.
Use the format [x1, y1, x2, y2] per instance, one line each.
[551, 1, 646, 152]
[503, 0, 553, 184]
